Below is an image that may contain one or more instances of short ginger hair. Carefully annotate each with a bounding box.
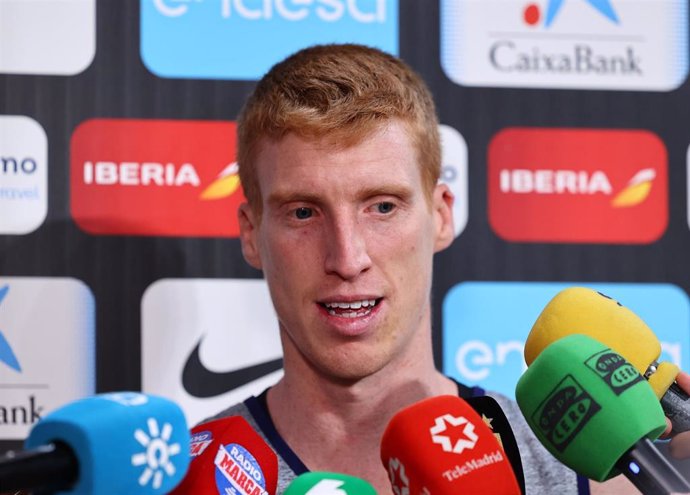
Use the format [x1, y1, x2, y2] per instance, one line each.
[237, 43, 441, 212]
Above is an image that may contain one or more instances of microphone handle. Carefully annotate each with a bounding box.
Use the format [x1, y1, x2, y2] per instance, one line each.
[661, 382, 690, 433]
[615, 438, 690, 495]
[0, 442, 78, 493]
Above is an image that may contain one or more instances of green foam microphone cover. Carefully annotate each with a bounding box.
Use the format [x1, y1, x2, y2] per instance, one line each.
[516, 334, 666, 481]
[284, 472, 377, 495]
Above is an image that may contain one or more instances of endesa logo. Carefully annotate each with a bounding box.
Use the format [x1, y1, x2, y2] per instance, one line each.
[141, 0, 398, 80]
[442, 282, 690, 400]
[441, 0, 688, 91]
[488, 128, 667, 244]
[71, 119, 242, 237]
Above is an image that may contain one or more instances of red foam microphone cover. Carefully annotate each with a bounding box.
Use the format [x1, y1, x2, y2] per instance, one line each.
[170, 415, 278, 495]
[381, 395, 521, 495]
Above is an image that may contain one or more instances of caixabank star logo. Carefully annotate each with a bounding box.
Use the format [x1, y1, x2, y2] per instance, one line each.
[71, 119, 243, 237]
[488, 127, 668, 244]
[441, 0, 688, 91]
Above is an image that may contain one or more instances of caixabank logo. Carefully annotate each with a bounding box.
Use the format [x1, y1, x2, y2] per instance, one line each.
[141, 279, 282, 426]
[0, 278, 95, 441]
[441, 0, 688, 91]
[141, 0, 399, 80]
[71, 119, 243, 237]
[442, 282, 690, 400]
[488, 127, 668, 244]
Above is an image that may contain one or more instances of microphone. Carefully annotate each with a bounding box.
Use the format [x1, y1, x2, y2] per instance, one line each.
[380, 395, 522, 494]
[465, 396, 526, 494]
[0, 392, 190, 494]
[524, 286, 690, 432]
[284, 472, 377, 494]
[169, 415, 278, 495]
[516, 333, 690, 494]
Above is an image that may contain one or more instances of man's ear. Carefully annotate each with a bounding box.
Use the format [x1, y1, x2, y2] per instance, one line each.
[238, 203, 263, 270]
[432, 183, 455, 253]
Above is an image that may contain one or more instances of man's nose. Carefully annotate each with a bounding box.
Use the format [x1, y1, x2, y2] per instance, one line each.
[323, 215, 372, 280]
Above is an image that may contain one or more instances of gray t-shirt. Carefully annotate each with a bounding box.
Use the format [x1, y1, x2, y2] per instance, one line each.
[207, 386, 585, 495]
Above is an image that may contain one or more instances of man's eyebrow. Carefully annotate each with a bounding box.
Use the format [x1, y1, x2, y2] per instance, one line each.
[266, 191, 322, 207]
[267, 185, 414, 207]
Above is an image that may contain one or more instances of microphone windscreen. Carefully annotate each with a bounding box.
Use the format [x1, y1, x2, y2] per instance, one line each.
[516, 334, 667, 481]
[524, 286, 679, 399]
[170, 415, 278, 495]
[525, 287, 661, 372]
[284, 472, 377, 495]
[381, 395, 521, 495]
[25, 392, 190, 495]
[465, 396, 525, 494]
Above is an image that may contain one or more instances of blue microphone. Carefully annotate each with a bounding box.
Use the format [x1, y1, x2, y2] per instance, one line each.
[0, 392, 190, 494]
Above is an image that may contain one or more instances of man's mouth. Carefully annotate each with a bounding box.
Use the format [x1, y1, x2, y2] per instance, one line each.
[320, 299, 382, 318]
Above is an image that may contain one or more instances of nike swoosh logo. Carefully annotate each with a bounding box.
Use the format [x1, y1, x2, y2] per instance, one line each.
[182, 338, 283, 398]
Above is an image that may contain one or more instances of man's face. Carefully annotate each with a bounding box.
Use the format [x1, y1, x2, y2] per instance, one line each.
[239, 120, 454, 382]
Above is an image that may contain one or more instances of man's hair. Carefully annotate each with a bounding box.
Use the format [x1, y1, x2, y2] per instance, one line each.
[237, 43, 441, 211]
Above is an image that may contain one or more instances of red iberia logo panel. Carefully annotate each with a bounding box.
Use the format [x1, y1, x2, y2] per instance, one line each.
[488, 128, 667, 243]
[71, 119, 243, 237]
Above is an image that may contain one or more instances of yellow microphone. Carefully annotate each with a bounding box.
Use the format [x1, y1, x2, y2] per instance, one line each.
[524, 286, 688, 432]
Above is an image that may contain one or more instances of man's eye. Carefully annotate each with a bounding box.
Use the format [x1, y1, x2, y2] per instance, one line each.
[376, 202, 395, 214]
[294, 207, 313, 219]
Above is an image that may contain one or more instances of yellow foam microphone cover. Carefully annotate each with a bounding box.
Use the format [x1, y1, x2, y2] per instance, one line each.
[647, 361, 680, 400]
[524, 287, 661, 375]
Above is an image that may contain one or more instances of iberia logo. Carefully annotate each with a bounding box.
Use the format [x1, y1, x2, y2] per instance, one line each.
[488, 128, 668, 243]
[71, 119, 243, 237]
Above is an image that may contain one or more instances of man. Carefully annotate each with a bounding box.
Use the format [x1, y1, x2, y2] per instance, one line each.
[209, 43, 590, 494]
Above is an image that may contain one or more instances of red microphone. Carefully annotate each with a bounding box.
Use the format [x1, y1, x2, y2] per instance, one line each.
[381, 395, 522, 495]
[169, 416, 278, 495]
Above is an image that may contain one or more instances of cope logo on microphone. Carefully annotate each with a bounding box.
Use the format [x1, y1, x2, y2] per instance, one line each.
[533, 375, 601, 452]
[584, 349, 645, 396]
[141, 0, 399, 80]
[71, 119, 244, 237]
[441, 0, 688, 91]
[190, 430, 213, 457]
[215, 443, 268, 495]
[488, 127, 668, 243]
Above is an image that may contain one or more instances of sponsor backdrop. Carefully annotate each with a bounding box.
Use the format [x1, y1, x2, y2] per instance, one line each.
[2, 0, 690, 469]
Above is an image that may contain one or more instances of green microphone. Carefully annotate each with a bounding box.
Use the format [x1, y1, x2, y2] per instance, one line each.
[516, 334, 690, 494]
[284, 472, 377, 495]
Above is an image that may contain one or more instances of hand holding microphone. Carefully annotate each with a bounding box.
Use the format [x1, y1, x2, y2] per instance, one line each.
[669, 372, 690, 460]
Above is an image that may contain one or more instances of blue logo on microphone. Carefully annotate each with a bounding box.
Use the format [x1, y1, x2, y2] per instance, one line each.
[0, 285, 22, 373]
[215, 443, 268, 495]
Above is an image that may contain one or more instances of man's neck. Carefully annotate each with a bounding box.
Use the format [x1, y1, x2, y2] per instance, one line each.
[266, 340, 457, 494]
